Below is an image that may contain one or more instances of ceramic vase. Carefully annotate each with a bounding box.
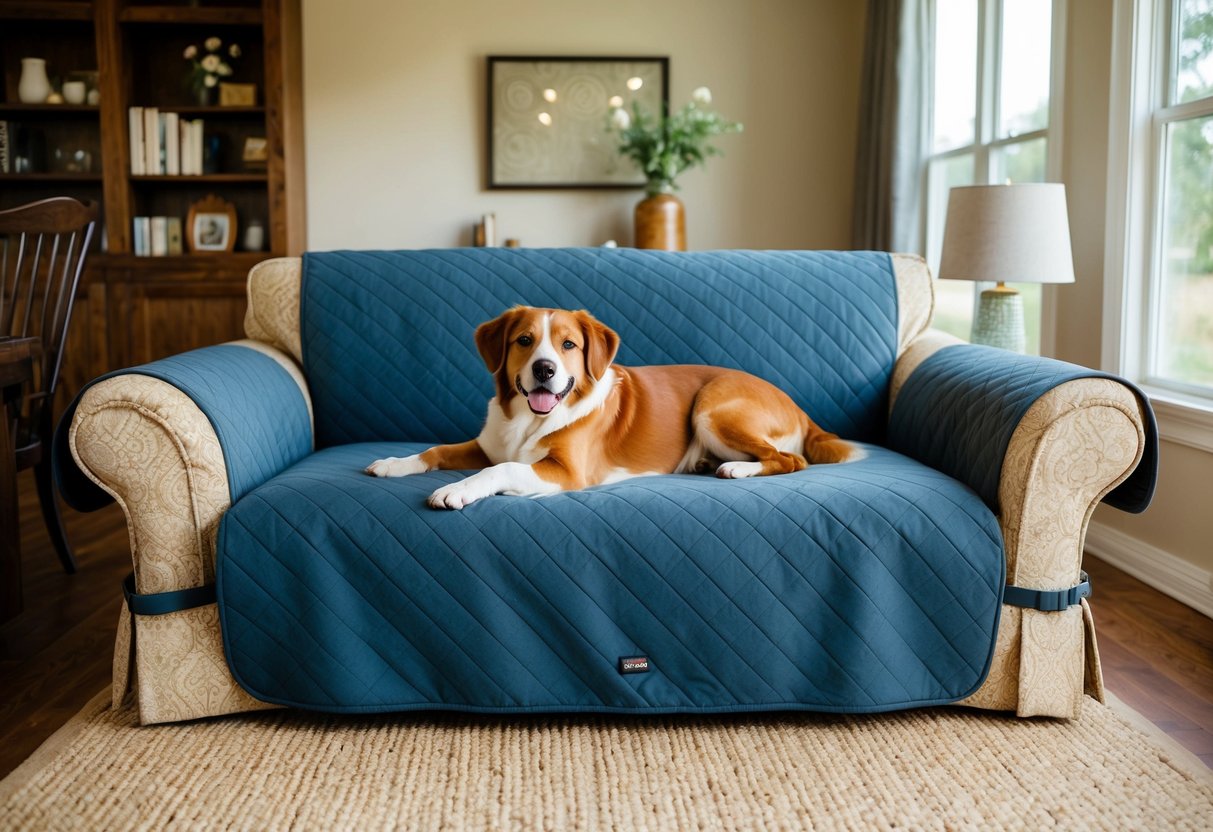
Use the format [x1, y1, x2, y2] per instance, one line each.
[634, 185, 686, 251]
[18, 58, 51, 104]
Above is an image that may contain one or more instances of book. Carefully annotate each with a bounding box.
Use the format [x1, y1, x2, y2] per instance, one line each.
[166, 217, 183, 255]
[132, 216, 144, 256]
[150, 216, 168, 256]
[128, 107, 144, 175]
[0, 120, 8, 174]
[164, 112, 179, 175]
[180, 119, 192, 175]
[192, 120, 204, 174]
[143, 107, 159, 174]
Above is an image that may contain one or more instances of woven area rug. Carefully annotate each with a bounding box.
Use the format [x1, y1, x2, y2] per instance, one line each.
[2, 693, 1210, 830]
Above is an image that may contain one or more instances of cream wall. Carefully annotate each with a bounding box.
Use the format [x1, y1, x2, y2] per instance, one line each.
[301, 0, 866, 251]
[1057, 0, 1213, 578]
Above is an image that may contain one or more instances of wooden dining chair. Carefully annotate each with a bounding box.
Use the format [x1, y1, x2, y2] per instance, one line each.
[0, 197, 99, 574]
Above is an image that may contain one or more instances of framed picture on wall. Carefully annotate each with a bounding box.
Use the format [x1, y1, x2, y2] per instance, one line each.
[487, 55, 669, 189]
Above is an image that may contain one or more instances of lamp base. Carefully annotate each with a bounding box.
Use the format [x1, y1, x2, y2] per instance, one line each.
[971, 284, 1025, 353]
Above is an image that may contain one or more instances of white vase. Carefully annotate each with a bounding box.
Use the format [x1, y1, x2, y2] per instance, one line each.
[18, 58, 51, 104]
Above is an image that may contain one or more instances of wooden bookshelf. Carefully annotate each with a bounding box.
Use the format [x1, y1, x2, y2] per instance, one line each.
[0, 0, 305, 405]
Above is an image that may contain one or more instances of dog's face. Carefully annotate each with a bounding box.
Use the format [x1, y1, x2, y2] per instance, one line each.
[475, 307, 620, 417]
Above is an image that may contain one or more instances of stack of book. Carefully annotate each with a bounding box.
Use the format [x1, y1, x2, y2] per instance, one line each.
[132, 216, 184, 256]
[129, 107, 205, 175]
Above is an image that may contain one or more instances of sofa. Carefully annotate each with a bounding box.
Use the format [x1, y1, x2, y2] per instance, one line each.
[55, 249, 1156, 725]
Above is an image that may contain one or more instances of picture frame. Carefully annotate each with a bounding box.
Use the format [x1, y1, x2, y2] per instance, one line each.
[487, 55, 669, 189]
[219, 82, 257, 107]
[242, 136, 268, 171]
[186, 194, 236, 253]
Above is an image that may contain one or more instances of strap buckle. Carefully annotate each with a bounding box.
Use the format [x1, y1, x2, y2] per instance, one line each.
[122, 571, 216, 616]
[1003, 571, 1091, 612]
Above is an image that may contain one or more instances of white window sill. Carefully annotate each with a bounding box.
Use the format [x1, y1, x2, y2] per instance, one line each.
[1139, 385, 1213, 455]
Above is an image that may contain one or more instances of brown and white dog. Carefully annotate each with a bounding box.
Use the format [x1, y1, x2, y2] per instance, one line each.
[366, 306, 860, 509]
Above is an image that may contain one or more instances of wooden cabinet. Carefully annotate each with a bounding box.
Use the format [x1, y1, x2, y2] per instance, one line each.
[0, 0, 305, 405]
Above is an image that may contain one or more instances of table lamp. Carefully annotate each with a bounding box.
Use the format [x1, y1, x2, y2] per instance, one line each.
[938, 183, 1075, 353]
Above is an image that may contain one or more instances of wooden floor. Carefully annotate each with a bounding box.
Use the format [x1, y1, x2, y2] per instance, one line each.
[2, 470, 1212, 779]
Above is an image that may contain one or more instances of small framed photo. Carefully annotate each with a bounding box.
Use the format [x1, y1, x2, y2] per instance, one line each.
[242, 136, 268, 171]
[186, 194, 237, 253]
[219, 82, 257, 107]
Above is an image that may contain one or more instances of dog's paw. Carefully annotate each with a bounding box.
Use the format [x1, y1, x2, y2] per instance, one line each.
[366, 455, 427, 478]
[716, 461, 764, 479]
[427, 480, 483, 510]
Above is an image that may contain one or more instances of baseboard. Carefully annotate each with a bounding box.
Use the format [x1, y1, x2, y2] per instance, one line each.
[1085, 521, 1213, 620]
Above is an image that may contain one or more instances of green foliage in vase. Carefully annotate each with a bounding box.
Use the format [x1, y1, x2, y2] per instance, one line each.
[610, 87, 742, 196]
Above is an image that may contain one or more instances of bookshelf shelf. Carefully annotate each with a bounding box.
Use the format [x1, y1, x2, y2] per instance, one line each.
[131, 173, 268, 183]
[0, 103, 100, 116]
[0, 172, 103, 182]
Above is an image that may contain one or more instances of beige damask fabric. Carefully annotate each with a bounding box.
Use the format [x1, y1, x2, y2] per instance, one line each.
[999, 379, 1145, 587]
[891, 254, 934, 357]
[244, 257, 303, 363]
[133, 604, 276, 724]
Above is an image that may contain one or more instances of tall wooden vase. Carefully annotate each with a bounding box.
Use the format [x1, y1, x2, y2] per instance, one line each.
[634, 188, 686, 251]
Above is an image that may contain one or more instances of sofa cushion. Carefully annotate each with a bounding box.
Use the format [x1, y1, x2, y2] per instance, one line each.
[300, 249, 900, 448]
[216, 444, 1004, 715]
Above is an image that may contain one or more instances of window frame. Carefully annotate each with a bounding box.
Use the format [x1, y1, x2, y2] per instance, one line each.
[920, 0, 1068, 357]
[1105, 0, 1213, 453]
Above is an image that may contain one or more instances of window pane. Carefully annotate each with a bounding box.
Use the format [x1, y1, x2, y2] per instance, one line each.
[933, 0, 979, 151]
[1154, 116, 1213, 389]
[999, 0, 1052, 136]
[1177, 0, 1213, 104]
[927, 154, 977, 341]
[991, 137, 1048, 184]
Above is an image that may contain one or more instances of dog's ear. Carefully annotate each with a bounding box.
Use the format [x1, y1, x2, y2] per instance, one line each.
[474, 307, 522, 374]
[575, 310, 620, 381]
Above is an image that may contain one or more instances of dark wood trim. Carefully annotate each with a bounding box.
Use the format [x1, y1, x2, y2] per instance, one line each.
[0, 1, 93, 22]
[118, 5, 263, 25]
[277, 0, 306, 255]
[94, 0, 132, 255]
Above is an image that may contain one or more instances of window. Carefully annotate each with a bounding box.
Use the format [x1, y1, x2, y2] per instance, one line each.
[1107, 0, 1213, 448]
[1150, 1, 1213, 394]
[922, 0, 1063, 354]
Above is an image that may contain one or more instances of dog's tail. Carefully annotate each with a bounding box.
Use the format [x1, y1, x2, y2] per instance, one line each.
[803, 420, 862, 465]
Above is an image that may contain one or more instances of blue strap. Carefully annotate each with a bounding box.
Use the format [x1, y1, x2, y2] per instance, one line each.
[123, 571, 216, 616]
[1003, 572, 1091, 612]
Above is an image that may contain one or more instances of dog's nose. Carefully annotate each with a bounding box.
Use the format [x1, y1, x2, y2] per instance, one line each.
[532, 359, 556, 382]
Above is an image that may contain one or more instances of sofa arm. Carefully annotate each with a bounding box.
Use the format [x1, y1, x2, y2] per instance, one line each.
[57, 339, 313, 594]
[887, 337, 1149, 528]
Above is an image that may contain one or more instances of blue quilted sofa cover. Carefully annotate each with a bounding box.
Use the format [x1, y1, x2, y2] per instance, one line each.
[51, 249, 1156, 716]
[214, 249, 1007, 715]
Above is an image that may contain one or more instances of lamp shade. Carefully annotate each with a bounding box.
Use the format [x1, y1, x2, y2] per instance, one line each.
[938, 183, 1075, 284]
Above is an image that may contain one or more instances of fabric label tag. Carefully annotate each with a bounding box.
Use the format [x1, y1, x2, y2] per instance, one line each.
[619, 656, 650, 675]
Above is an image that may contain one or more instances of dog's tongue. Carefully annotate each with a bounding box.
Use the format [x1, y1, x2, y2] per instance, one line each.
[528, 390, 559, 413]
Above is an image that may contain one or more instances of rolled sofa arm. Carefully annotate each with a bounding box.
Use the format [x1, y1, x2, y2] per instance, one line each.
[886, 332, 1157, 717]
[54, 339, 312, 722]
